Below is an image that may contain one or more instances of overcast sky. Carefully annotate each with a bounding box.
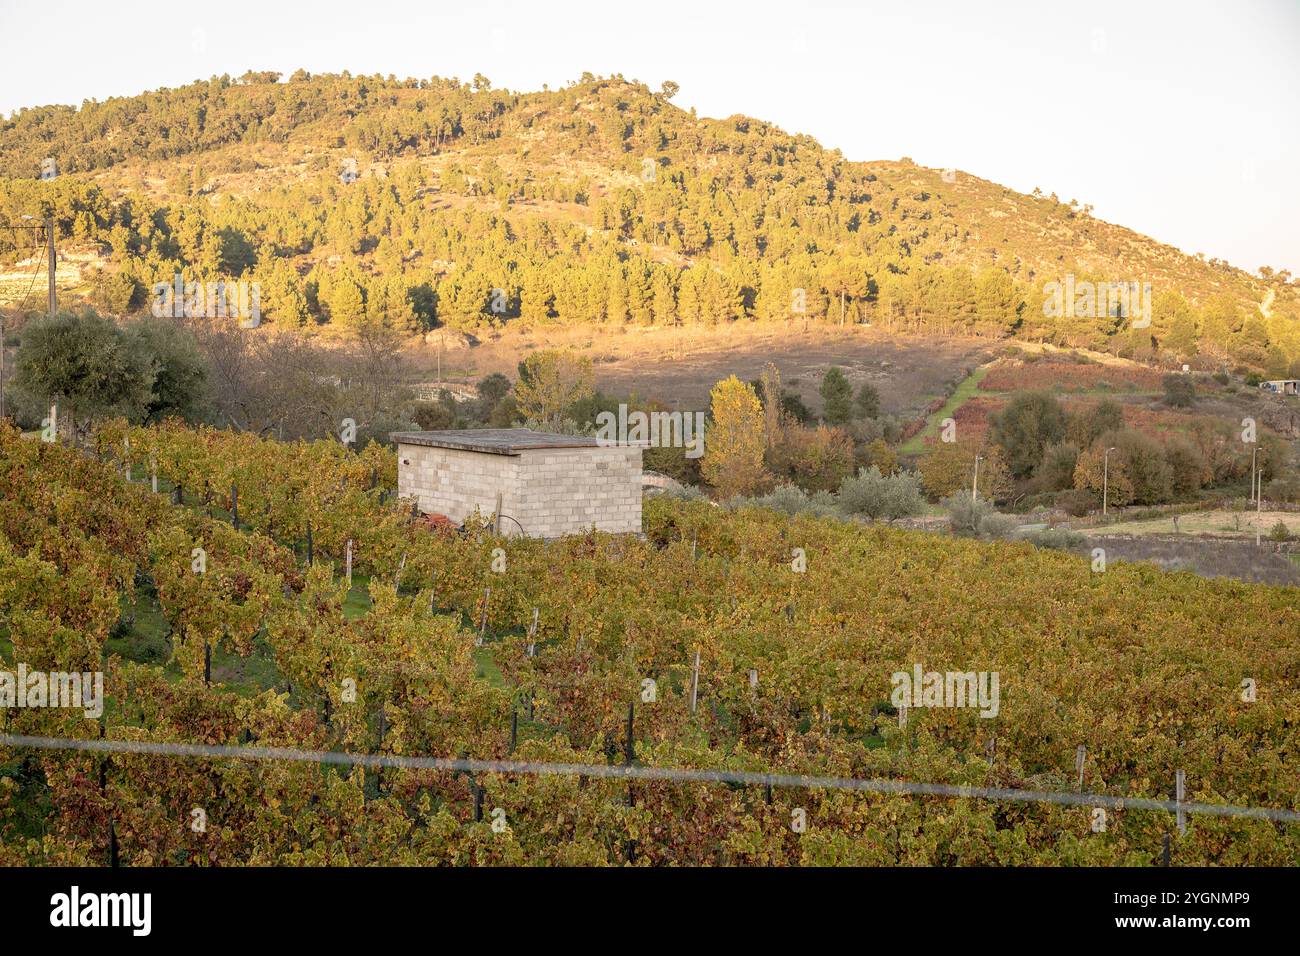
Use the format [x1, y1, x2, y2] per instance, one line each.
[1, 0, 1296, 276]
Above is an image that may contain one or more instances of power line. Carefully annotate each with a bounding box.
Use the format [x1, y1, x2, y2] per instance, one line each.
[2, 733, 1297, 825]
[0, 227, 47, 422]
[2, 217, 55, 316]
[12, 239, 47, 313]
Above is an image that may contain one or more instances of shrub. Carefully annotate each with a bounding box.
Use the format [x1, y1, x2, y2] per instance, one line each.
[919, 442, 978, 499]
[413, 400, 455, 430]
[864, 437, 898, 476]
[838, 466, 924, 521]
[1162, 373, 1196, 407]
[766, 424, 856, 493]
[989, 391, 1066, 478]
[1023, 527, 1084, 550]
[487, 394, 519, 427]
[1056, 487, 1099, 516]
[1038, 442, 1080, 492]
[978, 512, 1022, 540]
[1115, 430, 1173, 504]
[1268, 520, 1293, 543]
[943, 493, 993, 537]
[1013, 491, 1058, 513]
[13, 309, 156, 427]
[1163, 436, 1209, 496]
[781, 391, 813, 425]
[808, 490, 839, 515]
[474, 372, 512, 415]
[943, 494, 1026, 539]
[1267, 473, 1300, 504]
[660, 483, 709, 503]
[731, 483, 811, 516]
[1073, 444, 1133, 507]
[727, 483, 838, 519]
[1065, 399, 1123, 448]
[919, 443, 1011, 501]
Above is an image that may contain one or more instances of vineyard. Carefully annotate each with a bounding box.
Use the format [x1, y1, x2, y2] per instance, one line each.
[2, 420, 1299, 865]
[979, 355, 1168, 394]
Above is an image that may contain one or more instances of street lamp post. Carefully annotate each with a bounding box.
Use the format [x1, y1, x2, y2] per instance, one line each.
[1250, 447, 1258, 503]
[1257, 462, 1263, 528]
[1103, 447, 1116, 517]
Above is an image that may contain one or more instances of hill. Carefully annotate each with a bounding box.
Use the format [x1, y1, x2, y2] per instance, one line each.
[1, 70, 1298, 373]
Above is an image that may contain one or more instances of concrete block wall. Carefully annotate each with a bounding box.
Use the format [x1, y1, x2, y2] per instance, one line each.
[397, 442, 642, 538]
[513, 446, 642, 538]
[397, 444, 519, 526]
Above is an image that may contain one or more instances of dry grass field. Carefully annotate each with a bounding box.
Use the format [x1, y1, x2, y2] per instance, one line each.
[1089, 509, 1300, 538]
[408, 323, 996, 419]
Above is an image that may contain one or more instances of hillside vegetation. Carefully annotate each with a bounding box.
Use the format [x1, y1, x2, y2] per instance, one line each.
[2, 71, 1298, 374]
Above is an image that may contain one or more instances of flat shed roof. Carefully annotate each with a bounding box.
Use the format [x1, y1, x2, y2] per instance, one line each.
[391, 428, 617, 456]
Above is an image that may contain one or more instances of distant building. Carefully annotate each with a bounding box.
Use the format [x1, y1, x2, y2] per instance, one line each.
[411, 382, 478, 403]
[392, 428, 644, 538]
[1260, 380, 1300, 396]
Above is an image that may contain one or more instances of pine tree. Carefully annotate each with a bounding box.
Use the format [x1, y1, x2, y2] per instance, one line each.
[819, 367, 854, 425]
[605, 267, 629, 325]
[651, 268, 678, 326]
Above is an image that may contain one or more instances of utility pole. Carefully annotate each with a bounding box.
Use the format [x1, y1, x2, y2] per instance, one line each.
[1103, 446, 1116, 517]
[972, 454, 983, 501]
[1, 215, 53, 423]
[46, 215, 56, 316]
[1257, 463, 1263, 528]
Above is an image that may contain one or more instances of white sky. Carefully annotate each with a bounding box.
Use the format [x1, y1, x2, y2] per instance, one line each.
[1, 0, 1297, 275]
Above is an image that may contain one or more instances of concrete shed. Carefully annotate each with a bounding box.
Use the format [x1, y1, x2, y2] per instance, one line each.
[391, 428, 644, 538]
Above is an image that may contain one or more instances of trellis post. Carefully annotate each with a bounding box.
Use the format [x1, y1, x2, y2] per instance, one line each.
[477, 587, 491, 645]
[625, 701, 635, 765]
[689, 649, 701, 714]
[1175, 770, 1186, 836]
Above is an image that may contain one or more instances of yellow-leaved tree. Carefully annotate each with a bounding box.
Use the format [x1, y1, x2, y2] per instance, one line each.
[1074, 444, 1133, 506]
[514, 350, 594, 425]
[702, 375, 769, 498]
